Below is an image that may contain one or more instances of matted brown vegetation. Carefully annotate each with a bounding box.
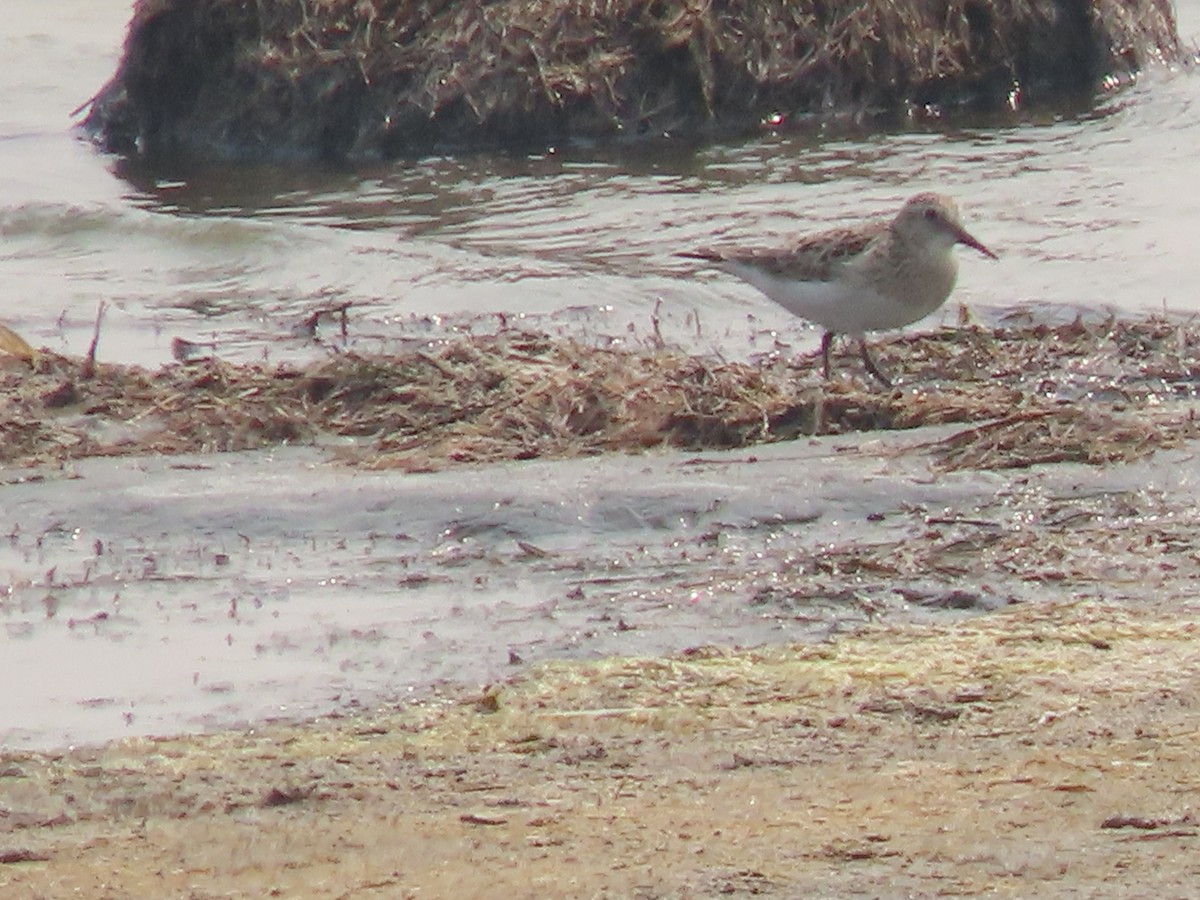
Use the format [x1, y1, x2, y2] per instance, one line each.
[2, 316, 1199, 473]
[929, 405, 1194, 470]
[81, 0, 1181, 163]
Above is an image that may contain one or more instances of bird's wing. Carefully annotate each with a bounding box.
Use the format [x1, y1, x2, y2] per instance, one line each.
[680, 222, 887, 282]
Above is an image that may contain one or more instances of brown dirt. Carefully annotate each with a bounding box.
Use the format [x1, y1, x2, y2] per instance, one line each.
[1, 599, 1198, 897]
[81, 0, 1181, 163]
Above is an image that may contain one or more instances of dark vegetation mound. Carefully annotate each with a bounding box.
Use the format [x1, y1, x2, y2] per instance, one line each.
[81, 0, 1181, 164]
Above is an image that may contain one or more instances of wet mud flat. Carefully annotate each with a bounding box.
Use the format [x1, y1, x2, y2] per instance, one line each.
[4, 599, 1200, 897]
[3, 317, 1200, 894]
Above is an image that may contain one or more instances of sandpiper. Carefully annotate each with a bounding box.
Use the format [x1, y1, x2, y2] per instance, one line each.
[680, 192, 997, 386]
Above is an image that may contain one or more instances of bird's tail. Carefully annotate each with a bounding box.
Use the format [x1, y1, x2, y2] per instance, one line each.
[675, 249, 724, 263]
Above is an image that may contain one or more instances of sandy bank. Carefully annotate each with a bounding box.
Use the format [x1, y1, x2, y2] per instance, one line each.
[2, 597, 1199, 896]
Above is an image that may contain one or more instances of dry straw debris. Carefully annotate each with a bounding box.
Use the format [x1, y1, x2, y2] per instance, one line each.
[2, 316, 1199, 473]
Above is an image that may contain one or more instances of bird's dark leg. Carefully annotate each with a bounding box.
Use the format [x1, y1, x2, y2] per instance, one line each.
[858, 339, 893, 388]
[820, 331, 834, 379]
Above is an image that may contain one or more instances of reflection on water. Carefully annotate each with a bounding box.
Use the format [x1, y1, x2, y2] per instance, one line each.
[0, 2, 1199, 370]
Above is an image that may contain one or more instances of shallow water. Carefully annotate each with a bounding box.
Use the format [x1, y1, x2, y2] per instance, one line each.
[4, 2, 1200, 749]
[2, 2, 1200, 367]
[0, 431, 1157, 750]
[0, 438, 944, 747]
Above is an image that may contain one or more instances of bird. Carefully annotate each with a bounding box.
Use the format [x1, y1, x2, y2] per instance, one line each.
[679, 192, 997, 387]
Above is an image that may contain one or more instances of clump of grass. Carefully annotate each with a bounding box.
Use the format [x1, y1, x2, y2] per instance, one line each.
[83, 0, 1181, 161]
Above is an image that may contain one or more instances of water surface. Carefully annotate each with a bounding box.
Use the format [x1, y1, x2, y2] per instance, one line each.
[2, 1, 1199, 367]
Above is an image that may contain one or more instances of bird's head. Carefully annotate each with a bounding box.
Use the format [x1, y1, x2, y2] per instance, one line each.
[896, 193, 997, 260]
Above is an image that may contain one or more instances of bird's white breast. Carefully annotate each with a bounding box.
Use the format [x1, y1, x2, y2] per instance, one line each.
[723, 245, 960, 336]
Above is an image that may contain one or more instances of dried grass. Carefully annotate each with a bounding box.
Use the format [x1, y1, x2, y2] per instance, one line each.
[929, 406, 1196, 471]
[2, 316, 1199, 472]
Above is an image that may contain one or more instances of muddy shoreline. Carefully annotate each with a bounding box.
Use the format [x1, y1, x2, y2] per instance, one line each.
[3, 317, 1200, 749]
[3, 319, 1200, 893]
[2, 596, 1199, 895]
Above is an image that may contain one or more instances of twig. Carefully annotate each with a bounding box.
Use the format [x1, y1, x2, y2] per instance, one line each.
[82, 301, 107, 379]
[649, 297, 665, 349]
